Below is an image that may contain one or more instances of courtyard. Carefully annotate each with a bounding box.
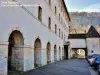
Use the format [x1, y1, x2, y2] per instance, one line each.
[18, 59, 93, 75]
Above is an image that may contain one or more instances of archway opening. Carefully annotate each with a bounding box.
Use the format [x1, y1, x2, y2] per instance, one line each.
[64, 45, 68, 59]
[59, 46, 61, 60]
[34, 38, 42, 68]
[62, 47, 64, 59]
[71, 48, 86, 58]
[54, 45, 57, 61]
[46, 42, 51, 63]
[77, 49, 85, 58]
[8, 30, 24, 72]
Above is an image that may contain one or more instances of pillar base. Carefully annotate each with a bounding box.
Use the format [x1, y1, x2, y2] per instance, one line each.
[0, 44, 8, 75]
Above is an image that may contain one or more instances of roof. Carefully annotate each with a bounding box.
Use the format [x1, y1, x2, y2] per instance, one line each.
[68, 26, 100, 39]
[86, 26, 100, 38]
[62, 0, 71, 22]
[68, 34, 86, 39]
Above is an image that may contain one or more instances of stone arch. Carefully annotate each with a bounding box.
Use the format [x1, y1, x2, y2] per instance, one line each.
[54, 45, 57, 61]
[34, 38, 42, 68]
[8, 30, 24, 72]
[72, 48, 86, 58]
[77, 49, 85, 58]
[59, 46, 61, 59]
[46, 42, 51, 63]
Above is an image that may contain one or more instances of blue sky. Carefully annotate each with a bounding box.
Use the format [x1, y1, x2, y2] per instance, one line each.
[65, 0, 100, 12]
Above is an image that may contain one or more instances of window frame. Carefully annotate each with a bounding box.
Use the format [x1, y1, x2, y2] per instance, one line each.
[48, 17, 51, 29]
[38, 6, 42, 21]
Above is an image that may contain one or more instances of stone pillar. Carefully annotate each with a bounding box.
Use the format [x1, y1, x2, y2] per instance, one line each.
[11, 46, 24, 71]
[41, 48, 47, 66]
[23, 46, 34, 71]
[0, 41, 8, 75]
[57, 49, 59, 61]
[50, 50, 54, 63]
[68, 43, 71, 59]
[70, 48, 73, 58]
[60, 49, 63, 60]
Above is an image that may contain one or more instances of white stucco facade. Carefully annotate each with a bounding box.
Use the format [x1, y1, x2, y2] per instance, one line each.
[0, 0, 70, 75]
[69, 39, 86, 48]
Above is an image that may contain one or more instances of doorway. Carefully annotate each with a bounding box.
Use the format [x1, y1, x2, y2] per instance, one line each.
[59, 46, 61, 60]
[64, 45, 68, 59]
[46, 42, 51, 63]
[34, 38, 42, 68]
[8, 30, 24, 73]
[54, 45, 57, 61]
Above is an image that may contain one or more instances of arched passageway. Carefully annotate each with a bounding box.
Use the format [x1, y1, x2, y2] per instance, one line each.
[59, 46, 61, 60]
[8, 30, 24, 72]
[34, 38, 42, 68]
[71, 48, 87, 58]
[62, 47, 64, 59]
[54, 45, 57, 61]
[46, 42, 51, 63]
[77, 49, 85, 58]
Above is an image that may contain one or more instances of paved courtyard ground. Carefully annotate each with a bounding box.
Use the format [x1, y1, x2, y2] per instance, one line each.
[19, 59, 92, 75]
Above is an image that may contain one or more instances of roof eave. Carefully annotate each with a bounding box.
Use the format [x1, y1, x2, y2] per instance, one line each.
[62, 0, 71, 22]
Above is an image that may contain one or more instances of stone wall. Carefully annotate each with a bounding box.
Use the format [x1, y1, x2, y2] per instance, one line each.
[86, 38, 100, 55]
[0, 0, 69, 75]
[0, 44, 8, 75]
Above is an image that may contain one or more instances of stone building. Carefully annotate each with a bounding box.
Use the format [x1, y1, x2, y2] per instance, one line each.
[68, 34, 87, 58]
[86, 26, 100, 55]
[0, 0, 70, 75]
[69, 26, 100, 58]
